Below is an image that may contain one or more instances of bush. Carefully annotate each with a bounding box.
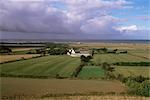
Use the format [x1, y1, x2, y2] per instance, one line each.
[126, 80, 150, 97]
[121, 76, 150, 97]
[117, 74, 125, 82]
[102, 62, 114, 72]
[138, 81, 150, 97]
[105, 72, 116, 79]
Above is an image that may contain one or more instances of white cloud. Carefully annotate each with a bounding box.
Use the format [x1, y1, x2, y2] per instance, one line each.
[80, 15, 119, 34]
[116, 25, 138, 32]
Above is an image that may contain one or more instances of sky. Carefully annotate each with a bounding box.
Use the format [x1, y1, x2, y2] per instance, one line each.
[0, 0, 150, 40]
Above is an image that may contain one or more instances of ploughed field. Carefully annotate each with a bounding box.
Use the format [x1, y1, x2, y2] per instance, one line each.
[0, 55, 80, 78]
[1, 77, 126, 99]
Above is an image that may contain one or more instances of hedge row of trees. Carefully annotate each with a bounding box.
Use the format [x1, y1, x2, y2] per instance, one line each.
[0, 46, 12, 54]
[71, 62, 85, 77]
[114, 62, 150, 66]
[0, 73, 50, 79]
[35, 43, 69, 55]
[92, 48, 127, 54]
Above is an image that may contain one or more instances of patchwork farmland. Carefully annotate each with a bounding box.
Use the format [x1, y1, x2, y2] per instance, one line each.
[0, 42, 150, 99]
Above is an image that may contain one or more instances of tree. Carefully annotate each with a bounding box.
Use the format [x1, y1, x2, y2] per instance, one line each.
[102, 62, 114, 72]
[102, 47, 107, 53]
[80, 55, 87, 62]
[80, 55, 92, 63]
[91, 50, 94, 56]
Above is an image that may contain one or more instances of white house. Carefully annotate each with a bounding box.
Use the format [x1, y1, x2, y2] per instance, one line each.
[67, 48, 90, 57]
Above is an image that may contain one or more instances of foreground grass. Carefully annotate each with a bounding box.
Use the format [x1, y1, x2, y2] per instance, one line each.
[0, 55, 80, 78]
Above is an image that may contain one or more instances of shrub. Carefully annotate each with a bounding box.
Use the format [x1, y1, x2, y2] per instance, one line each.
[122, 76, 150, 97]
[117, 74, 124, 82]
[138, 81, 150, 97]
[126, 80, 150, 97]
[102, 62, 114, 72]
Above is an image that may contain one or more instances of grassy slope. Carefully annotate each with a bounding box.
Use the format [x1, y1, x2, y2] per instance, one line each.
[1, 55, 80, 77]
[78, 66, 105, 79]
[113, 66, 150, 77]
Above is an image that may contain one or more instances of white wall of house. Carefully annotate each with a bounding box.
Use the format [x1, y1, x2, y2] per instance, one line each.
[67, 49, 90, 57]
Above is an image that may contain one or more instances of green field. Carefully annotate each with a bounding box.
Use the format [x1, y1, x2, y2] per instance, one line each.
[0, 55, 80, 78]
[78, 66, 105, 79]
[93, 54, 149, 65]
[113, 66, 150, 77]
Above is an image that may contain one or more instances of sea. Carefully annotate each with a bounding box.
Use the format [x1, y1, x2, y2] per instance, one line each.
[0, 39, 149, 44]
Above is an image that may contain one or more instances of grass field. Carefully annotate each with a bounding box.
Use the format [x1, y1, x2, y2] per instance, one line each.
[93, 54, 149, 65]
[113, 66, 150, 77]
[1, 77, 126, 99]
[0, 55, 80, 78]
[78, 66, 105, 79]
[0, 54, 40, 63]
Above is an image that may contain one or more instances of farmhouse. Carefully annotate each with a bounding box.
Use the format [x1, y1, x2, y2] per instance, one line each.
[67, 48, 90, 57]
